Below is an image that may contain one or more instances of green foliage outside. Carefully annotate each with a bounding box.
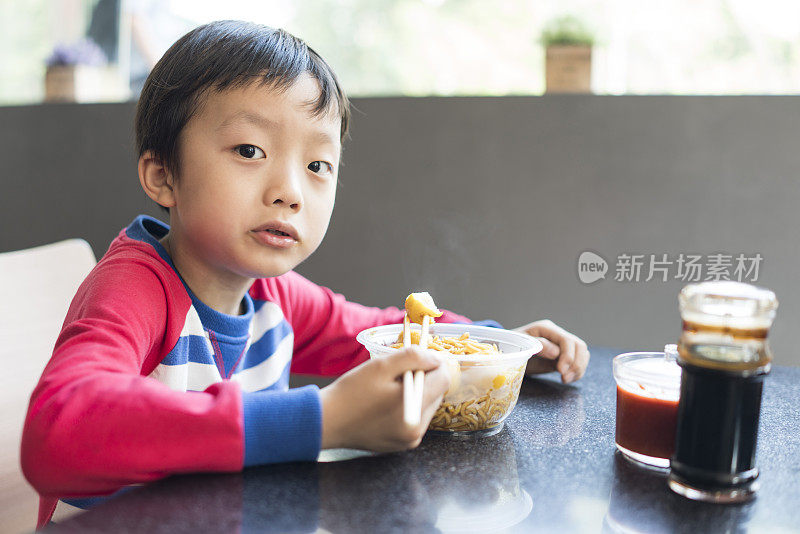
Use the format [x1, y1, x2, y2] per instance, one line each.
[2, 0, 800, 104]
[540, 15, 594, 47]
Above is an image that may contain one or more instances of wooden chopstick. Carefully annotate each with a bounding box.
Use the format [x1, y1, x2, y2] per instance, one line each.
[402, 314, 419, 426]
[413, 315, 431, 423]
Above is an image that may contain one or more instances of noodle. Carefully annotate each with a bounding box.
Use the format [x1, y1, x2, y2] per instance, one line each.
[389, 328, 524, 432]
[429, 365, 525, 432]
[392, 292, 526, 433]
[390, 332, 500, 355]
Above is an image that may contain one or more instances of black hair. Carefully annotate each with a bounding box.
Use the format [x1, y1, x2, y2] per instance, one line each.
[135, 20, 350, 182]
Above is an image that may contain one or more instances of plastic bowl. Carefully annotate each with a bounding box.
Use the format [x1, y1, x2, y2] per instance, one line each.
[356, 323, 543, 437]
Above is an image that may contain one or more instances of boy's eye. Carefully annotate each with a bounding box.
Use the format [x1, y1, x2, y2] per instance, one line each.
[308, 161, 334, 176]
[235, 144, 265, 159]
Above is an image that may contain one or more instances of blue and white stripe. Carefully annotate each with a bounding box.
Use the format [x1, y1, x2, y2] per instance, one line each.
[147, 299, 294, 393]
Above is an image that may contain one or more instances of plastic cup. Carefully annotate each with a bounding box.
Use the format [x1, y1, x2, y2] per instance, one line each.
[613, 351, 681, 469]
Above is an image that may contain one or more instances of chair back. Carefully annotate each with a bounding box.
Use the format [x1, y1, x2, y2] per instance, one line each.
[0, 239, 96, 533]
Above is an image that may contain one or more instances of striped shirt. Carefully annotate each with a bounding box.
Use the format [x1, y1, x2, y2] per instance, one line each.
[22, 215, 476, 527]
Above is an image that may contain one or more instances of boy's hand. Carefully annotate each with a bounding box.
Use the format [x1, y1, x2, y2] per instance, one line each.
[514, 320, 589, 384]
[319, 348, 450, 452]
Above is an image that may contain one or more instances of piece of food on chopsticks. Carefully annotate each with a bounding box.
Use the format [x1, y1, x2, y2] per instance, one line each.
[395, 292, 499, 356]
[405, 292, 443, 324]
[398, 292, 443, 425]
[398, 292, 462, 397]
[398, 292, 499, 356]
[398, 293, 520, 433]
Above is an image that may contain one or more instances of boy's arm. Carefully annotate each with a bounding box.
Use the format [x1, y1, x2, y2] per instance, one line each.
[20, 259, 247, 498]
[265, 271, 472, 376]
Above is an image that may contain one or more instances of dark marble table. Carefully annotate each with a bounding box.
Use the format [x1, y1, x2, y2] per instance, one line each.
[46, 348, 800, 533]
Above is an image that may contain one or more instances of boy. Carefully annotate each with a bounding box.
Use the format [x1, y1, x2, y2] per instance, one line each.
[21, 20, 589, 527]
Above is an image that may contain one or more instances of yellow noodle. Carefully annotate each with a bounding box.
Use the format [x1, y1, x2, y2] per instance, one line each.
[390, 332, 499, 355]
[429, 366, 525, 432]
[389, 324, 522, 432]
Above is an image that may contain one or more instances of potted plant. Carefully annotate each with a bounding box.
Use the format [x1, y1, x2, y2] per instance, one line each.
[541, 15, 595, 94]
[44, 39, 108, 102]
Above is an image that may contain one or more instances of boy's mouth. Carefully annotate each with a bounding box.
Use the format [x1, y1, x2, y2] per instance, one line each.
[251, 220, 300, 242]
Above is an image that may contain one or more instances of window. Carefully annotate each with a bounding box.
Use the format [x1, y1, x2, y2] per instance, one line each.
[1, 0, 799, 106]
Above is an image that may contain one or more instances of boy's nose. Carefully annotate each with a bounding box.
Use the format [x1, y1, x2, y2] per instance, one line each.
[264, 168, 303, 211]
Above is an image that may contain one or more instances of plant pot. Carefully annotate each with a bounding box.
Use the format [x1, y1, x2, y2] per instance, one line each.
[545, 45, 592, 94]
[44, 65, 106, 102]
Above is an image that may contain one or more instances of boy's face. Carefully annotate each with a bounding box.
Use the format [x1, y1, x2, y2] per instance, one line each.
[166, 74, 341, 282]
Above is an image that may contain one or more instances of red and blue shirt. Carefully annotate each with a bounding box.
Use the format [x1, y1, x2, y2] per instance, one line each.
[21, 215, 496, 527]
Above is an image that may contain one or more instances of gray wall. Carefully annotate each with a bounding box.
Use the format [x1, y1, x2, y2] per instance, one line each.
[1, 97, 798, 366]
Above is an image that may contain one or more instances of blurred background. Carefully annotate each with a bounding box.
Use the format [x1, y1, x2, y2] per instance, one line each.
[2, 0, 800, 104]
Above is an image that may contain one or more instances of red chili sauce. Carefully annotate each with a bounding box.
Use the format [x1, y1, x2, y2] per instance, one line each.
[615, 385, 678, 460]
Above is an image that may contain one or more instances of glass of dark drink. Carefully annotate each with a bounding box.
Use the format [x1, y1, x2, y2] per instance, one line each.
[669, 281, 778, 503]
[613, 349, 681, 469]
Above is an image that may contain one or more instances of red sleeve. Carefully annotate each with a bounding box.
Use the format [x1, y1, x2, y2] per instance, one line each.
[257, 271, 471, 376]
[20, 252, 244, 503]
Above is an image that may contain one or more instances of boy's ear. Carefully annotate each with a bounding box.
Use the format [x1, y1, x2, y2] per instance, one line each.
[138, 151, 177, 209]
